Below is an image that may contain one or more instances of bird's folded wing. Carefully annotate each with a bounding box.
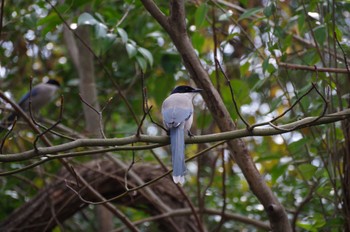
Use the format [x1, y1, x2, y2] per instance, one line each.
[162, 107, 192, 128]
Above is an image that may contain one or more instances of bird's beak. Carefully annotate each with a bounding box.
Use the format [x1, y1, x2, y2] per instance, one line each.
[192, 88, 203, 93]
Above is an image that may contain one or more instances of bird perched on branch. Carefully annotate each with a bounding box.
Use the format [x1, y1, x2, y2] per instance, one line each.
[161, 85, 202, 184]
[0, 79, 60, 132]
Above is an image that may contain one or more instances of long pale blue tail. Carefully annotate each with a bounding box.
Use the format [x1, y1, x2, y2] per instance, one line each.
[170, 125, 186, 184]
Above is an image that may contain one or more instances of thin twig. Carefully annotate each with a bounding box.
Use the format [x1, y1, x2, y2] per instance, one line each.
[79, 94, 106, 138]
[215, 58, 250, 128]
[279, 62, 350, 74]
[250, 84, 316, 130]
[0, 117, 17, 153]
[124, 149, 136, 191]
[65, 141, 225, 205]
[334, 32, 350, 74]
[213, 148, 227, 232]
[34, 95, 64, 149]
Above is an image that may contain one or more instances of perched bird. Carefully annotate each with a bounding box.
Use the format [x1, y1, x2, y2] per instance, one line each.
[0, 79, 60, 132]
[161, 85, 202, 184]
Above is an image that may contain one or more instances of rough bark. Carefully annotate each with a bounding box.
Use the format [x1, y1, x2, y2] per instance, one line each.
[64, 23, 111, 231]
[141, 0, 292, 231]
[0, 160, 195, 232]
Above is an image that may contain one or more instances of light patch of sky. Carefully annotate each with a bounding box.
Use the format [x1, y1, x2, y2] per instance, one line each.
[312, 158, 321, 167]
[193, 93, 205, 109]
[187, 162, 197, 175]
[0, 66, 7, 79]
[41, 47, 52, 59]
[280, 156, 292, 164]
[147, 31, 165, 47]
[5, 190, 19, 199]
[286, 82, 294, 93]
[275, 89, 284, 98]
[146, 124, 159, 136]
[70, 23, 78, 30]
[156, 37, 165, 47]
[58, 57, 67, 64]
[24, 30, 36, 41]
[272, 135, 284, 144]
[241, 91, 264, 116]
[344, 11, 350, 28]
[46, 42, 54, 50]
[174, 70, 185, 81]
[30, 4, 48, 17]
[189, 25, 196, 32]
[228, 24, 240, 39]
[32, 62, 41, 71]
[241, 101, 260, 115]
[209, 48, 222, 65]
[259, 103, 270, 114]
[11, 11, 17, 18]
[26, 44, 39, 57]
[223, 43, 234, 55]
[254, 35, 262, 49]
[307, 12, 320, 21]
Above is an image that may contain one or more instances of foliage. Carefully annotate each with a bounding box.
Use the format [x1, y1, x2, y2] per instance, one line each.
[1, 0, 350, 231]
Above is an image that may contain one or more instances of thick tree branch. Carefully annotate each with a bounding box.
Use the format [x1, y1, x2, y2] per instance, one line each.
[0, 160, 199, 232]
[140, 0, 170, 32]
[1, 109, 349, 163]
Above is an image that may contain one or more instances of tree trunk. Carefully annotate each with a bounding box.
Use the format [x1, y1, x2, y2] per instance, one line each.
[141, 0, 292, 230]
[0, 160, 196, 231]
[64, 23, 112, 231]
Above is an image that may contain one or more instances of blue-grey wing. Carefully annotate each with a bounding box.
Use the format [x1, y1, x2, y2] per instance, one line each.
[18, 88, 40, 109]
[162, 107, 192, 128]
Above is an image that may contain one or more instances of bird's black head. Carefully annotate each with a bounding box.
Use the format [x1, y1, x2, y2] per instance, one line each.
[46, 79, 61, 87]
[171, 85, 202, 94]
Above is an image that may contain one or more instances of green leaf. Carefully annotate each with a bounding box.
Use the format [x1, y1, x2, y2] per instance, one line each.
[195, 4, 208, 27]
[333, 25, 343, 41]
[138, 47, 153, 66]
[288, 138, 308, 155]
[218, 10, 233, 21]
[314, 25, 326, 45]
[263, 3, 275, 17]
[238, 7, 262, 21]
[239, 0, 248, 7]
[230, 79, 250, 104]
[303, 50, 319, 65]
[297, 13, 305, 33]
[262, 57, 270, 73]
[78, 12, 98, 26]
[117, 28, 128, 43]
[298, 163, 317, 180]
[94, 23, 107, 38]
[37, 12, 61, 36]
[192, 32, 205, 51]
[125, 43, 137, 58]
[239, 62, 250, 75]
[271, 163, 289, 182]
[297, 214, 326, 231]
[136, 56, 147, 72]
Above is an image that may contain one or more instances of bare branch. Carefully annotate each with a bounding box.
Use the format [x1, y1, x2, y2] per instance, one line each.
[0, 109, 349, 163]
[79, 94, 106, 138]
[279, 62, 350, 74]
